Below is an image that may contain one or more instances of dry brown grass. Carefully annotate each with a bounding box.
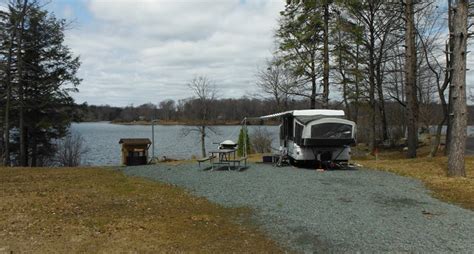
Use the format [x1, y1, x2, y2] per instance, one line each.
[354, 152, 474, 211]
[0, 167, 283, 253]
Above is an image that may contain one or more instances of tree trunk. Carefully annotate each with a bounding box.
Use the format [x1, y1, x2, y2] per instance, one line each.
[376, 69, 389, 142]
[354, 43, 360, 123]
[342, 79, 351, 120]
[337, 37, 351, 119]
[430, 43, 450, 157]
[17, 0, 28, 167]
[200, 126, 206, 158]
[447, 0, 468, 177]
[445, 0, 454, 156]
[310, 75, 316, 109]
[31, 134, 37, 167]
[322, 1, 330, 109]
[3, 36, 14, 166]
[310, 53, 316, 109]
[431, 117, 447, 157]
[368, 28, 376, 154]
[375, 28, 390, 143]
[404, 0, 418, 158]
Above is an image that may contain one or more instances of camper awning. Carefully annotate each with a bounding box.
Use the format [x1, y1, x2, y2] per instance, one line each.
[247, 110, 345, 121]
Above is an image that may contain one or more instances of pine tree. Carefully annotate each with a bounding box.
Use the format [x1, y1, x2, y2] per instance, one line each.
[237, 127, 251, 157]
[0, 1, 81, 166]
[276, 0, 325, 109]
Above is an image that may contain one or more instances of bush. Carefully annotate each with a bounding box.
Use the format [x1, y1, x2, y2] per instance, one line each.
[251, 127, 273, 153]
[55, 132, 88, 167]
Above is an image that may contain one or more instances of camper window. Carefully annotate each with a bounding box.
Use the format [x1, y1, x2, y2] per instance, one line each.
[311, 123, 352, 139]
[280, 117, 294, 140]
[287, 118, 293, 140]
[295, 122, 304, 144]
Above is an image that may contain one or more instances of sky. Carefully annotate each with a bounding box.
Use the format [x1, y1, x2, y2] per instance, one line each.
[0, 0, 472, 106]
[36, 0, 285, 106]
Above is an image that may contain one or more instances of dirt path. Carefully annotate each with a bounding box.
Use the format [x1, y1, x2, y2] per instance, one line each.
[0, 168, 283, 253]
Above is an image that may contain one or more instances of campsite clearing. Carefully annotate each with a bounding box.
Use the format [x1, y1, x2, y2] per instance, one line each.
[0, 167, 282, 253]
[355, 155, 474, 210]
[124, 162, 474, 253]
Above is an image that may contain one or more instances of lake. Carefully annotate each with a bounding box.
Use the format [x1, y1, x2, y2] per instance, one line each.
[72, 122, 474, 166]
[71, 122, 279, 166]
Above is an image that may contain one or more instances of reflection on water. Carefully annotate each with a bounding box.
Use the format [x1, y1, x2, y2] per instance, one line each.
[71, 122, 279, 166]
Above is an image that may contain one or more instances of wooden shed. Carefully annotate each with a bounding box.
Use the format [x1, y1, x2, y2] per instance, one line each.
[119, 138, 151, 166]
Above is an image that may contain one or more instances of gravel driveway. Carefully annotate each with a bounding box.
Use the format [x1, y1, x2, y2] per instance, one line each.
[122, 163, 474, 253]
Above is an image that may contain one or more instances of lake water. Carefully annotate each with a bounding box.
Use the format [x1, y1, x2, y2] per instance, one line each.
[71, 122, 279, 166]
[72, 122, 474, 166]
[429, 125, 474, 137]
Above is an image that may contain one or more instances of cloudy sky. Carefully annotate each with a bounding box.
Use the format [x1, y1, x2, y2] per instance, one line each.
[1, 0, 472, 106]
[32, 0, 283, 106]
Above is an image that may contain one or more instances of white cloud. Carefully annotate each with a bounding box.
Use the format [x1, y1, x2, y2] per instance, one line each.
[62, 0, 284, 106]
[62, 4, 74, 19]
[64, 0, 474, 106]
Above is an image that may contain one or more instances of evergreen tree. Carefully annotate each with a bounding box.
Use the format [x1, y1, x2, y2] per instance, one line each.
[0, 1, 81, 166]
[276, 0, 324, 109]
[237, 127, 251, 157]
[277, 0, 336, 109]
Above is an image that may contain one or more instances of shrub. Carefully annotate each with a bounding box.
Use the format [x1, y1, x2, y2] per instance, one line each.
[251, 127, 273, 153]
[55, 132, 89, 167]
[237, 127, 251, 157]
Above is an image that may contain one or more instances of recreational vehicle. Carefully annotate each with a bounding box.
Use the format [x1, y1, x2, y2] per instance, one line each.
[251, 110, 356, 167]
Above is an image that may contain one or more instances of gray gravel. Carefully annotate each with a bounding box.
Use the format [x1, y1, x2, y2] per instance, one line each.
[122, 163, 474, 253]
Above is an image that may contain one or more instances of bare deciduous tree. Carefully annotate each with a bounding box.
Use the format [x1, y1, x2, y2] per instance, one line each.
[181, 76, 219, 158]
[344, 0, 400, 153]
[256, 58, 294, 111]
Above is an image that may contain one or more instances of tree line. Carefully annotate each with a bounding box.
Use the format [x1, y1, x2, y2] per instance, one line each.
[75, 98, 310, 124]
[76, 98, 474, 126]
[0, 0, 81, 166]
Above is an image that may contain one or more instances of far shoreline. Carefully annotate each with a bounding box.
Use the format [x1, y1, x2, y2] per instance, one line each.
[104, 120, 280, 126]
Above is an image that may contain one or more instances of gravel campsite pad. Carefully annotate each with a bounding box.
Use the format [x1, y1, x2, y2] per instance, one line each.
[123, 163, 474, 253]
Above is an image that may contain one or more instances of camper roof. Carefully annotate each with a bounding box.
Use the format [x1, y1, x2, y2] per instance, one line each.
[255, 109, 345, 120]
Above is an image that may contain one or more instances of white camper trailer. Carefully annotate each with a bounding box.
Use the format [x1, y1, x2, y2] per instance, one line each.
[251, 110, 356, 167]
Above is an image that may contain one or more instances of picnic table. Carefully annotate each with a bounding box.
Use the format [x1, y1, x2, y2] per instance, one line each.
[208, 149, 247, 171]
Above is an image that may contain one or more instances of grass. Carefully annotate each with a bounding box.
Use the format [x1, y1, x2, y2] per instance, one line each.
[0, 167, 283, 253]
[353, 146, 474, 211]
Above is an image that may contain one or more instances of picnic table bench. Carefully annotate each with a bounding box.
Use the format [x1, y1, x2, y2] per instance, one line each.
[197, 155, 216, 167]
[227, 156, 248, 169]
[207, 149, 247, 171]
